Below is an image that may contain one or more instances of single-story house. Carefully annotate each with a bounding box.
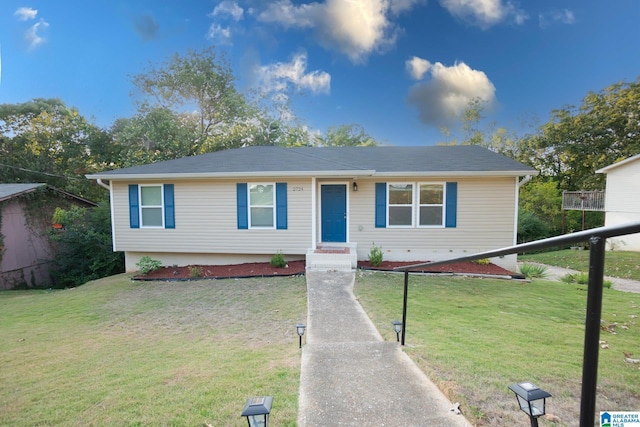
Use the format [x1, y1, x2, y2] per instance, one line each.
[0, 183, 97, 289]
[86, 145, 537, 272]
[596, 154, 640, 251]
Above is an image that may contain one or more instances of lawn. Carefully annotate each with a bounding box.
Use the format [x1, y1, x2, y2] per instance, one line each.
[355, 271, 640, 426]
[3, 270, 638, 427]
[0, 274, 307, 427]
[519, 249, 640, 281]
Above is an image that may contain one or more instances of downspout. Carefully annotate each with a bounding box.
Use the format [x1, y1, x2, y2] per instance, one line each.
[95, 179, 117, 252]
[517, 174, 532, 188]
[96, 179, 110, 190]
[513, 175, 532, 246]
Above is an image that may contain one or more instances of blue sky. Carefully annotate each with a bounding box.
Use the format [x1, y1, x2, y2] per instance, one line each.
[1, 0, 639, 146]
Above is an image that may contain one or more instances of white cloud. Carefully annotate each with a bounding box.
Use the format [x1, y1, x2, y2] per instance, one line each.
[405, 56, 432, 80]
[406, 59, 496, 127]
[255, 53, 331, 95]
[439, 0, 527, 28]
[14, 7, 38, 21]
[258, 0, 420, 63]
[25, 19, 49, 50]
[539, 9, 575, 28]
[389, 0, 425, 15]
[206, 24, 232, 44]
[211, 1, 244, 21]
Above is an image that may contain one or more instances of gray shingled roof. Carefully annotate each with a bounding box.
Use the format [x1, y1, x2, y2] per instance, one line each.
[87, 145, 537, 179]
[0, 183, 45, 202]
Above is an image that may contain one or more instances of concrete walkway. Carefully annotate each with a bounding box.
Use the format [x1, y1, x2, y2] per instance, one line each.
[298, 270, 471, 427]
[520, 262, 640, 293]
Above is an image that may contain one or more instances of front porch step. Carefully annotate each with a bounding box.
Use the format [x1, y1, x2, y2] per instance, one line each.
[305, 244, 358, 271]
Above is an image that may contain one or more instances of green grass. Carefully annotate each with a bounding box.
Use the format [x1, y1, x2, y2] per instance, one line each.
[355, 271, 640, 426]
[0, 274, 307, 427]
[519, 250, 640, 281]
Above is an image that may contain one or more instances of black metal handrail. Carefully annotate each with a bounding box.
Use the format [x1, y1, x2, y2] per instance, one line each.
[393, 221, 640, 427]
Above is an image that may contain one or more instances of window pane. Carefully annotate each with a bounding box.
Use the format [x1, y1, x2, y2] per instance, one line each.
[420, 206, 443, 226]
[142, 207, 163, 226]
[141, 186, 162, 206]
[250, 184, 274, 206]
[389, 206, 412, 226]
[420, 185, 443, 204]
[251, 207, 274, 227]
[389, 184, 412, 204]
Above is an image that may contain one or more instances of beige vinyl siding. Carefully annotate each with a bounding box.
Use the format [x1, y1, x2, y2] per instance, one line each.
[346, 177, 517, 261]
[603, 160, 640, 251]
[112, 178, 312, 255]
[604, 161, 640, 214]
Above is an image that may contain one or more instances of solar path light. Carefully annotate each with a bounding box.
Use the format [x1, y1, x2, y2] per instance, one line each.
[391, 320, 402, 342]
[241, 396, 273, 427]
[296, 323, 306, 348]
[508, 382, 551, 427]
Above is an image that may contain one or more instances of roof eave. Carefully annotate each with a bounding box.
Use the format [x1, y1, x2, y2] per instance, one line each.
[373, 170, 539, 178]
[86, 170, 378, 180]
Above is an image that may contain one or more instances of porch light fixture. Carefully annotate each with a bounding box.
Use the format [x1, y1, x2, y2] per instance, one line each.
[296, 323, 306, 348]
[508, 382, 551, 427]
[391, 320, 402, 342]
[241, 396, 272, 427]
[352, 182, 358, 192]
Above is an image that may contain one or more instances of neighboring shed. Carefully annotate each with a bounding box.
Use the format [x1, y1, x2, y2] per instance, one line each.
[596, 154, 640, 251]
[87, 145, 537, 272]
[0, 184, 97, 289]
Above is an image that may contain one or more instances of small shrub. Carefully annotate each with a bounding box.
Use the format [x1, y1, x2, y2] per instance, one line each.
[473, 258, 490, 265]
[369, 243, 383, 267]
[270, 251, 287, 268]
[136, 256, 162, 275]
[562, 272, 612, 288]
[188, 266, 203, 278]
[519, 263, 549, 279]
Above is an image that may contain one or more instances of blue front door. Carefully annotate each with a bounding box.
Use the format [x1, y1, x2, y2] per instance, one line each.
[321, 184, 347, 242]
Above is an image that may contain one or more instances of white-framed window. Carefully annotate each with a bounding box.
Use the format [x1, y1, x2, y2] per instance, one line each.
[388, 183, 414, 227]
[248, 183, 275, 228]
[418, 183, 445, 227]
[140, 184, 164, 227]
[386, 182, 445, 228]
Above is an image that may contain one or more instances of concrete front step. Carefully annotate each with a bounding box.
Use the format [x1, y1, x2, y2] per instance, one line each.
[305, 244, 357, 271]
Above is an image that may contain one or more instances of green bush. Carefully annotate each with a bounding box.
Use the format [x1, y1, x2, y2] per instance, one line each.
[473, 258, 490, 265]
[561, 272, 612, 288]
[188, 266, 204, 278]
[49, 202, 124, 288]
[136, 256, 163, 275]
[517, 211, 551, 243]
[369, 243, 383, 267]
[270, 252, 287, 268]
[519, 263, 549, 279]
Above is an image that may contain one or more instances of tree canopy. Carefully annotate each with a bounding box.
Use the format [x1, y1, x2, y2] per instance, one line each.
[526, 78, 640, 191]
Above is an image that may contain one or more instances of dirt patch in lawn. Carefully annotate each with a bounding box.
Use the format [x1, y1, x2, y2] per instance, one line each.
[134, 260, 517, 280]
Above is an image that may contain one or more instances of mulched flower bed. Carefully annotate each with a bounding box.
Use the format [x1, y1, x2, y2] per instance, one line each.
[358, 260, 517, 276]
[134, 260, 517, 280]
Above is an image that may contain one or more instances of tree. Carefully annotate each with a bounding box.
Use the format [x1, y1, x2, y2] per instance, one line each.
[49, 202, 124, 288]
[438, 98, 535, 163]
[526, 78, 640, 191]
[129, 47, 263, 156]
[0, 98, 107, 201]
[314, 124, 379, 147]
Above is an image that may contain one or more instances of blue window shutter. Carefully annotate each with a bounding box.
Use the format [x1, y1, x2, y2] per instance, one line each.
[164, 184, 175, 229]
[375, 183, 386, 228]
[237, 183, 248, 229]
[276, 183, 288, 230]
[445, 182, 458, 228]
[129, 184, 139, 229]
